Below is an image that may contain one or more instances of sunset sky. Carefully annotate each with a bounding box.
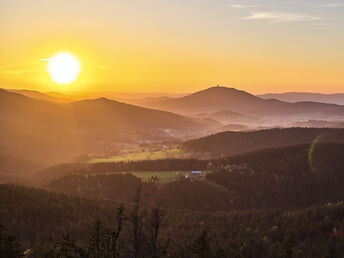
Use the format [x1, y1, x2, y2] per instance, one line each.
[1, 0, 343, 93]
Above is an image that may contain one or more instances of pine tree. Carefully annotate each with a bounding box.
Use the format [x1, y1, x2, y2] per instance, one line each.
[148, 204, 169, 257]
[52, 235, 86, 258]
[87, 219, 105, 258]
[0, 224, 23, 258]
[192, 230, 212, 258]
[130, 187, 146, 258]
[111, 204, 125, 258]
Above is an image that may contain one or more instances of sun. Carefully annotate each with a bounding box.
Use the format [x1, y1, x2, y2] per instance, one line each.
[48, 52, 81, 84]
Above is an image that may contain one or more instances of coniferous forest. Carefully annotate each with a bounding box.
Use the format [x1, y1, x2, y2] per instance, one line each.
[1, 138, 344, 257]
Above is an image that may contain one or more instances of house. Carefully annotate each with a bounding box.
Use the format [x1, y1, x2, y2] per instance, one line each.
[185, 171, 203, 180]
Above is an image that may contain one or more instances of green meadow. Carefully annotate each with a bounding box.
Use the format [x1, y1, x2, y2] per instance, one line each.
[106, 171, 189, 184]
[88, 149, 188, 163]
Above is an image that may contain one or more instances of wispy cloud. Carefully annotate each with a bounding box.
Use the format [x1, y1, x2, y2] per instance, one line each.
[321, 3, 344, 7]
[0, 61, 46, 75]
[242, 12, 324, 22]
[229, 4, 259, 9]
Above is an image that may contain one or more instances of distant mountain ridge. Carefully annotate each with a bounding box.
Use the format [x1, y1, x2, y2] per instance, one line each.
[258, 92, 344, 105]
[9, 89, 76, 103]
[136, 86, 344, 117]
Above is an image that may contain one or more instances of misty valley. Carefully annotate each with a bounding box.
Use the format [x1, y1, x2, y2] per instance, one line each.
[0, 86, 344, 257]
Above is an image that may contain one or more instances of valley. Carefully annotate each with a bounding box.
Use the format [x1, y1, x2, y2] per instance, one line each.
[1, 86, 344, 257]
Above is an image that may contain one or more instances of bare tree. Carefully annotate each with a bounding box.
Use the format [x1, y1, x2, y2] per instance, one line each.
[112, 204, 125, 258]
[130, 186, 146, 258]
[149, 203, 169, 257]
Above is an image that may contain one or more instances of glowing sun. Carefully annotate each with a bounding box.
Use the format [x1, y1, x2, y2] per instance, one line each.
[48, 52, 81, 84]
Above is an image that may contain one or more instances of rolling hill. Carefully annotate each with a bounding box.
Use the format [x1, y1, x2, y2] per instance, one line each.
[259, 92, 344, 105]
[9, 89, 76, 103]
[137, 86, 344, 118]
[206, 109, 256, 124]
[0, 88, 209, 169]
[69, 97, 208, 131]
[182, 127, 344, 157]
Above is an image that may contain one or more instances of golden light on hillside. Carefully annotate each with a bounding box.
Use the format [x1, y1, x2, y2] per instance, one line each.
[48, 52, 81, 84]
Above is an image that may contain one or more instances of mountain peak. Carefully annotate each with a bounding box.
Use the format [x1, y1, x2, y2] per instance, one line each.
[73, 97, 119, 105]
[189, 86, 257, 100]
[204, 85, 238, 91]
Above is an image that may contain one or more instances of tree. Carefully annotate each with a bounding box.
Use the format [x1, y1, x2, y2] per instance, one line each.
[192, 231, 212, 258]
[0, 224, 23, 258]
[111, 204, 125, 258]
[87, 219, 104, 258]
[130, 187, 146, 258]
[51, 235, 86, 258]
[148, 204, 169, 257]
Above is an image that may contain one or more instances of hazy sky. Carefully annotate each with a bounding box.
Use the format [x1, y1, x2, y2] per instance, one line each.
[0, 0, 343, 93]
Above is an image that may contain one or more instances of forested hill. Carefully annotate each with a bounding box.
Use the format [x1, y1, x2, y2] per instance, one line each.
[1, 183, 344, 257]
[40, 143, 344, 212]
[182, 127, 344, 157]
[36, 141, 344, 184]
[2, 143, 344, 256]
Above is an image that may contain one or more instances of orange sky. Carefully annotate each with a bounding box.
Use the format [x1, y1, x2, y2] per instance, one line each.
[0, 0, 343, 94]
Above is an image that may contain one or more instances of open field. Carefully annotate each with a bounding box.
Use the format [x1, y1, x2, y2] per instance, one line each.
[105, 171, 190, 184]
[88, 149, 188, 163]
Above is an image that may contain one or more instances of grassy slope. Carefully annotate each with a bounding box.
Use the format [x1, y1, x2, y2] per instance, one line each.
[88, 149, 187, 163]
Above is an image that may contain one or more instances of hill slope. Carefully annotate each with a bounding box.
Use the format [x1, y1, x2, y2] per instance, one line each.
[182, 127, 344, 156]
[0, 89, 208, 168]
[259, 92, 344, 105]
[9, 89, 75, 103]
[70, 97, 207, 131]
[138, 86, 344, 117]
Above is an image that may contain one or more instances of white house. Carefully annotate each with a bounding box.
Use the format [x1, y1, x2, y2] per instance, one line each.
[185, 171, 203, 179]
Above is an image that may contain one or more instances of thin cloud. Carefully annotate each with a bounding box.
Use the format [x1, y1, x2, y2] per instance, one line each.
[242, 12, 324, 22]
[229, 4, 259, 9]
[321, 3, 344, 7]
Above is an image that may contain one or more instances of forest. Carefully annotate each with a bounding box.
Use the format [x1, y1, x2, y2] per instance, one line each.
[39, 143, 344, 211]
[1, 184, 344, 257]
[1, 142, 344, 257]
[182, 128, 344, 157]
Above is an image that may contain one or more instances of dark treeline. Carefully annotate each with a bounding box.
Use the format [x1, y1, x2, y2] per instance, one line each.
[46, 174, 229, 211]
[206, 143, 344, 210]
[1, 184, 344, 257]
[46, 173, 157, 203]
[182, 127, 344, 157]
[38, 143, 344, 212]
[36, 138, 344, 186]
[36, 159, 209, 184]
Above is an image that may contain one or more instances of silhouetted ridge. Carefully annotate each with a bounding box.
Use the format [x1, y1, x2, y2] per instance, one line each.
[137, 86, 344, 117]
[182, 127, 344, 157]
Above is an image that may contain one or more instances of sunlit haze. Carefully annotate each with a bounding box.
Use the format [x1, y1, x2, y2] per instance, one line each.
[1, 0, 343, 93]
[2, 1, 344, 256]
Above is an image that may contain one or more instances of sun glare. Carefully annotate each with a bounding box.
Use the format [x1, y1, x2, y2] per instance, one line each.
[48, 52, 81, 84]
